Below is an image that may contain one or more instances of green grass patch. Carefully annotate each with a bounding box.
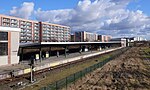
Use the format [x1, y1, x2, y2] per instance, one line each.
[23, 51, 119, 90]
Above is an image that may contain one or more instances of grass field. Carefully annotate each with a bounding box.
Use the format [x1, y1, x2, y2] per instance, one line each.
[22, 50, 119, 90]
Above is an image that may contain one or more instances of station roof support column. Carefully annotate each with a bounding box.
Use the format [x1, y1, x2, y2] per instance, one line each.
[65, 46, 67, 58]
[20, 47, 24, 62]
[39, 47, 42, 62]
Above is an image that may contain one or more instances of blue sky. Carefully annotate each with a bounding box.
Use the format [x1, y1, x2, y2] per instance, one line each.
[0, 0, 150, 40]
[0, 0, 149, 15]
[127, 0, 150, 16]
[0, 0, 79, 12]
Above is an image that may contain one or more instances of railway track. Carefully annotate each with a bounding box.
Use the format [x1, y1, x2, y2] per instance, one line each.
[0, 47, 127, 88]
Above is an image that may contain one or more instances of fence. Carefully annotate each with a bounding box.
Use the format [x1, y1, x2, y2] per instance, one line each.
[40, 47, 129, 90]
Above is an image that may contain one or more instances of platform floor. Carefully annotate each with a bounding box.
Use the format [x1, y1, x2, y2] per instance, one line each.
[0, 50, 98, 74]
[0, 48, 115, 75]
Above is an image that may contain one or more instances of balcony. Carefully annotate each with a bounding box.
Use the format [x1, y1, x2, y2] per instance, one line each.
[20, 21, 26, 25]
[20, 25, 26, 29]
[2, 18, 10, 23]
[34, 27, 39, 30]
[2, 23, 10, 27]
[11, 25, 18, 28]
[26, 38, 32, 40]
[26, 22, 32, 26]
[21, 30, 27, 33]
[34, 23, 39, 26]
[11, 19, 18, 23]
[34, 36, 39, 39]
[26, 33, 32, 36]
[26, 26, 32, 29]
[34, 31, 39, 34]
[21, 32, 26, 36]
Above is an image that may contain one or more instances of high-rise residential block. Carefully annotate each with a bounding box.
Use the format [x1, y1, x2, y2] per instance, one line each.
[39, 22, 70, 42]
[98, 35, 112, 42]
[0, 14, 70, 43]
[74, 31, 98, 42]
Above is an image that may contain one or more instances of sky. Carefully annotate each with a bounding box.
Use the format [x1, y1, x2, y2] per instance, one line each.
[0, 0, 150, 40]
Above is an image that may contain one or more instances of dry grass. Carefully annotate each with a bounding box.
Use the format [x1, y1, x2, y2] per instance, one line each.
[67, 47, 150, 90]
[22, 51, 115, 90]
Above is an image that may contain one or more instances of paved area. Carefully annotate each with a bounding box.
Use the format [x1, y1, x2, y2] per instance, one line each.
[0, 50, 101, 74]
[22, 50, 98, 66]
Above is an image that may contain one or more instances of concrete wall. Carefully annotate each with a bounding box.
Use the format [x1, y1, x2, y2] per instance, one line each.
[0, 26, 20, 66]
[0, 56, 8, 66]
[10, 32, 20, 64]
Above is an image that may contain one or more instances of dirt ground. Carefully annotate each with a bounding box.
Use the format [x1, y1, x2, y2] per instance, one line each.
[67, 47, 150, 90]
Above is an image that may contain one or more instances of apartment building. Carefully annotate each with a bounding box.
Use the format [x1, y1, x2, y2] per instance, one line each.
[110, 38, 126, 47]
[75, 31, 98, 42]
[98, 35, 112, 42]
[0, 14, 40, 43]
[70, 34, 75, 42]
[0, 14, 70, 43]
[39, 22, 70, 42]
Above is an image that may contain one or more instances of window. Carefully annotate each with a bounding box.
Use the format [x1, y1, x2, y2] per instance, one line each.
[0, 43, 8, 56]
[0, 32, 8, 40]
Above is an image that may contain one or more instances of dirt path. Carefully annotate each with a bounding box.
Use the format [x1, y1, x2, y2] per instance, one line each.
[67, 47, 150, 90]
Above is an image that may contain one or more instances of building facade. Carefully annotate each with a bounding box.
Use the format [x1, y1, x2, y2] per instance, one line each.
[98, 35, 112, 42]
[0, 26, 20, 66]
[70, 34, 75, 42]
[110, 38, 126, 47]
[39, 22, 70, 42]
[74, 31, 98, 42]
[0, 14, 70, 43]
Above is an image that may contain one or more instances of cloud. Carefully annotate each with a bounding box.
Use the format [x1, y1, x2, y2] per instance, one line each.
[34, 8, 71, 23]
[9, 2, 34, 19]
[8, 0, 150, 40]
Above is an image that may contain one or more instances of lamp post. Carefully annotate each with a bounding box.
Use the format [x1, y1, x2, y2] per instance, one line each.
[30, 56, 35, 83]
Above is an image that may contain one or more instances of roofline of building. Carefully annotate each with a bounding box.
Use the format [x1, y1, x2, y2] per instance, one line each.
[0, 14, 70, 27]
[0, 14, 39, 23]
[40, 22, 70, 28]
[19, 41, 121, 48]
[41, 41, 121, 45]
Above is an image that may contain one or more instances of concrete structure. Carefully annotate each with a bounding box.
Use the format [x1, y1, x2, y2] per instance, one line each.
[122, 37, 147, 47]
[19, 41, 122, 61]
[0, 26, 20, 66]
[70, 34, 75, 42]
[74, 31, 98, 42]
[0, 14, 40, 43]
[0, 14, 70, 43]
[110, 38, 126, 47]
[133, 37, 146, 41]
[0, 47, 123, 80]
[98, 35, 112, 42]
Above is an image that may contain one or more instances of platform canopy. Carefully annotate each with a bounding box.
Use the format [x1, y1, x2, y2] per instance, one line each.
[19, 41, 121, 48]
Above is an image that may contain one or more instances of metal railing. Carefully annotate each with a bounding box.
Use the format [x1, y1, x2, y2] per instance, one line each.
[40, 47, 129, 90]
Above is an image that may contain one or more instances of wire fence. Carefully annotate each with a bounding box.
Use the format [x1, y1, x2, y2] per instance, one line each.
[40, 47, 129, 90]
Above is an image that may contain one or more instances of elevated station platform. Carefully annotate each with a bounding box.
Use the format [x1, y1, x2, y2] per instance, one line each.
[0, 47, 123, 80]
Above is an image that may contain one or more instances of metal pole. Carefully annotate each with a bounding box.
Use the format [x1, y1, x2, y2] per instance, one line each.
[49, 47, 51, 57]
[66, 77, 67, 89]
[90, 45, 92, 52]
[57, 51, 59, 57]
[79, 45, 82, 54]
[30, 65, 33, 83]
[30, 56, 34, 83]
[40, 47, 42, 62]
[65, 46, 67, 58]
